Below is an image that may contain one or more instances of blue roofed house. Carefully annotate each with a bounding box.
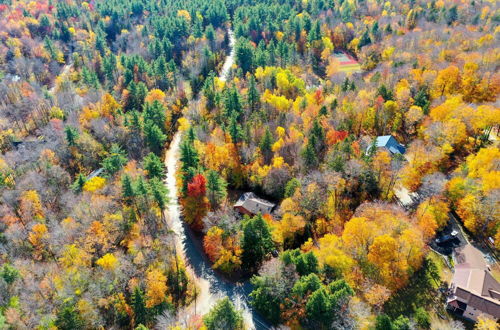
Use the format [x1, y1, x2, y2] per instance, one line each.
[367, 135, 406, 155]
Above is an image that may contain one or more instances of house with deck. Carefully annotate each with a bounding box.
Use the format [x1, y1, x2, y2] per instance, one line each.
[234, 192, 275, 216]
[446, 244, 500, 321]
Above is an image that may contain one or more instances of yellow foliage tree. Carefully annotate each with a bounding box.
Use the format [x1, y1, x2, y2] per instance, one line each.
[28, 223, 49, 260]
[83, 176, 106, 192]
[144, 89, 166, 104]
[314, 234, 354, 278]
[96, 253, 119, 271]
[474, 314, 499, 330]
[432, 65, 461, 98]
[19, 190, 44, 222]
[145, 268, 169, 308]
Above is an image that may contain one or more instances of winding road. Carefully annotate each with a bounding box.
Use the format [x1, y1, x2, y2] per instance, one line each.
[164, 29, 270, 329]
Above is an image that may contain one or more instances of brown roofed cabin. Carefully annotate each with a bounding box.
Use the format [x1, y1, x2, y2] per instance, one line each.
[234, 192, 275, 216]
[447, 244, 500, 321]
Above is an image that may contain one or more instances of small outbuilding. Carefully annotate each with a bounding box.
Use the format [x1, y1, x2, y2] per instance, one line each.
[367, 135, 406, 155]
[234, 192, 275, 216]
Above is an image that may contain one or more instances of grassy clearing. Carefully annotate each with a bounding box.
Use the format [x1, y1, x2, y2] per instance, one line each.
[427, 251, 453, 284]
[338, 63, 362, 73]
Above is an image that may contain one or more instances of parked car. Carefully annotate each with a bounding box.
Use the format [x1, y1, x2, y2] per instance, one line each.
[435, 230, 459, 245]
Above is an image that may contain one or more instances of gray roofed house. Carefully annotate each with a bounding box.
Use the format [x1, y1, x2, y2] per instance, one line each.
[367, 135, 406, 155]
[447, 244, 500, 321]
[234, 192, 275, 216]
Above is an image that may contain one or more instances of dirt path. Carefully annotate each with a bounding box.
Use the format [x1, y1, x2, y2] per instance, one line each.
[49, 63, 72, 94]
[163, 29, 269, 329]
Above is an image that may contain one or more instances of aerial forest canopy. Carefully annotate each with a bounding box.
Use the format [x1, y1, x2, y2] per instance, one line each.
[0, 0, 498, 329]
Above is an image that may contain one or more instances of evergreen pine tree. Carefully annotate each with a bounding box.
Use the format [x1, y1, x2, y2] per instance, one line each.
[55, 301, 85, 330]
[144, 122, 166, 155]
[247, 75, 259, 112]
[132, 287, 148, 327]
[259, 127, 274, 164]
[102, 144, 127, 176]
[206, 170, 227, 209]
[121, 174, 135, 203]
[242, 214, 274, 270]
[71, 173, 86, 193]
[301, 141, 318, 169]
[144, 152, 165, 179]
[180, 139, 199, 172]
[64, 126, 79, 147]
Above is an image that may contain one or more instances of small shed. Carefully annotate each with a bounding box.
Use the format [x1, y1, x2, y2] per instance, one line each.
[234, 192, 275, 216]
[367, 135, 406, 155]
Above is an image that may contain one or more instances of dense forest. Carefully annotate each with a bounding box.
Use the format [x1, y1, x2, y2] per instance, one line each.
[0, 0, 498, 329]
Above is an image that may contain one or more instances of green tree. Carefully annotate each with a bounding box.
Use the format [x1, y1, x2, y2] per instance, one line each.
[414, 307, 430, 329]
[121, 174, 135, 203]
[301, 141, 318, 169]
[247, 75, 260, 112]
[64, 126, 79, 147]
[135, 176, 150, 196]
[310, 119, 325, 153]
[308, 21, 322, 42]
[144, 122, 166, 155]
[186, 126, 196, 143]
[205, 24, 216, 49]
[143, 152, 165, 179]
[180, 139, 199, 172]
[393, 315, 411, 330]
[43, 36, 58, 61]
[224, 86, 242, 119]
[375, 314, 394, 330]
[378, 84, 394, 101]
[292, 273, 322, 297]
[284, 178, 301, 198]
[446, 5, 458, 25]
[203, 297, 244, 330]
[150, 178, 169, 211]
[305, 279, 354, 327]
[143, 101, 167, 133]
[203, 72, 217, 110]
[228, 115, 244, 143]
[71, 173, 86, 193]
[102, 144, 127, 176]
[81, 66, 100, 89]
[132, 287, 148, 327]
[282, 249, 319, 276]
[235, 38, 254, 74]
[359, 29, 372, 48]
[55, 301, 85, 330]
[127, 81, 148, 111]
[1, 264, 20, 285]
[259, 127, 274, 164]
[102, 53, 117, 83]
[306, 288, 331, 325]
[242, 214, 274, 270]
[414, 87, 430, 114]
[250, 275, 282, 325]
[206, 170, 227, 209]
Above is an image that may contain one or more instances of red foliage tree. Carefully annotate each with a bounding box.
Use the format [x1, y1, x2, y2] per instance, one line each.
[183, 174, 209, 231]
[187, 174, 206, 197]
